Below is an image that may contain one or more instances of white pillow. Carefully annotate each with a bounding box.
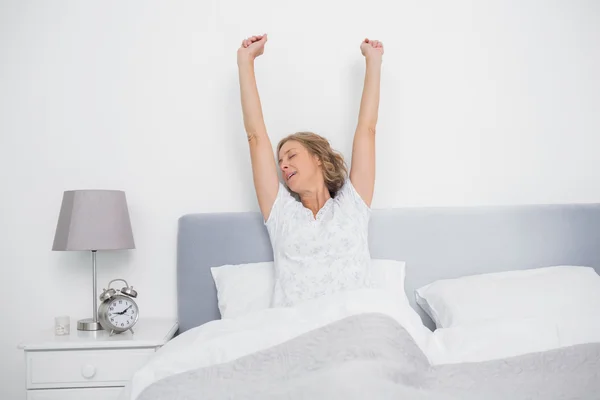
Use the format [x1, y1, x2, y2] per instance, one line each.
[211, 259, 406, 319]
[367, 259, 407, 300]
[427, 313, 600, 365]
[210, 261, 275, 319]
[415, 265, 600, 329]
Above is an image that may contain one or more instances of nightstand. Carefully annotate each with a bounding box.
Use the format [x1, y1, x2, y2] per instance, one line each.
[18, 317, 178, 400]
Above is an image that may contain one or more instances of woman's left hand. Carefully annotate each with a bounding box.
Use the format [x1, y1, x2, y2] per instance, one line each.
[360, 38, 384, 60]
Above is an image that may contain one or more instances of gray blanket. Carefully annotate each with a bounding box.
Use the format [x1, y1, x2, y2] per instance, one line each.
[137, 313, 600, 400]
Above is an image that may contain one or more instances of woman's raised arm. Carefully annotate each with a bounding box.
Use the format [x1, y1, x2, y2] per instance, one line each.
[237, 34, 280, 221]
[349, 38, 384, 207]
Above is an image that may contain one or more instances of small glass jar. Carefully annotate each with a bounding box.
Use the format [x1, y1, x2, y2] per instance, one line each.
[54, 315, 70, 336]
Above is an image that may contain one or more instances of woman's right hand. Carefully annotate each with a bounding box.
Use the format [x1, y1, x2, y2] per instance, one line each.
[237, 34, 268, 64]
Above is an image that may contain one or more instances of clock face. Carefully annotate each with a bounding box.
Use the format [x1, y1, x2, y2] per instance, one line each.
[107, 297, 138, 329]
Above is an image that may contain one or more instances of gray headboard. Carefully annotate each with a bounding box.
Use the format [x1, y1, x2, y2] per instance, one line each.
[177, 203, 600, 333]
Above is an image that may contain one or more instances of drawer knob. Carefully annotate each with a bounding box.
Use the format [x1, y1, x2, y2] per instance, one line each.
[81, 364, 96, 379]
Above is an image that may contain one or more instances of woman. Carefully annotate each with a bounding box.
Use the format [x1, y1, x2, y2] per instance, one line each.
[237, 33, 384, 307]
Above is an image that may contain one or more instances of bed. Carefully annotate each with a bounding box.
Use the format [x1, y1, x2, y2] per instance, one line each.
[120, 203, 600, 400]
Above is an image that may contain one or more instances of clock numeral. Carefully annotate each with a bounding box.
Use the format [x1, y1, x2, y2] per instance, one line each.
[121, 323, 124, 327]
[127, 320, 130, 325]
[109, 307, 114, 311]
[119, 300, 122, 304]
[110, 318, 114, 322]
[126, 301, 128, 305]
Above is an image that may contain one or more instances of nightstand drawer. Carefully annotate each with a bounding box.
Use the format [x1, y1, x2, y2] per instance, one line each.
[26, 348, 155, 389]
[27, 387, 123, 400]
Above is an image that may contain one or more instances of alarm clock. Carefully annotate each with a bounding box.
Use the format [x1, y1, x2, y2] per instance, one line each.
[98, 278, 139, 336]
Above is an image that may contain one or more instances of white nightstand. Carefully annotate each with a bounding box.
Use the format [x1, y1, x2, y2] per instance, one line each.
[18, 317, 178, 400]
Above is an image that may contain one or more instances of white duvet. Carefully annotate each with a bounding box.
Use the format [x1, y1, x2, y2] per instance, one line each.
[119, 288, 600, 400]
[118, 288, 433, 400]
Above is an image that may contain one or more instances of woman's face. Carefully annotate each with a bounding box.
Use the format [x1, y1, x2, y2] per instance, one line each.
[278, 140, 321, 193]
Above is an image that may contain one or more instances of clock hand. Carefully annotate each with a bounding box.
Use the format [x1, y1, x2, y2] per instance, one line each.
[119, 305, 133, 315]
[111, 305, 133, 316]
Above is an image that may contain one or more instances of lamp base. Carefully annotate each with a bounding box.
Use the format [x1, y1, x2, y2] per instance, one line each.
[77, 318, 104, 331]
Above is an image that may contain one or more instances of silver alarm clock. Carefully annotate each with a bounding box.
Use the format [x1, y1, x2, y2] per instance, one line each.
[98, 278, 139, 336]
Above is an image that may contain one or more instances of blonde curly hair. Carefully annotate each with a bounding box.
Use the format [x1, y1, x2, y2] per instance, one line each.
[277, 131, 348, 197]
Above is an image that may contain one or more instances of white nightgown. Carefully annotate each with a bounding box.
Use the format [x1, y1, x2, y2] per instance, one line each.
[265, 179, 372, 307]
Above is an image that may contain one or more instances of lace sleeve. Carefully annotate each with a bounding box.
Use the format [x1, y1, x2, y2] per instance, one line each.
[264, 182, 296, 243]
[336, 179, 371, 211]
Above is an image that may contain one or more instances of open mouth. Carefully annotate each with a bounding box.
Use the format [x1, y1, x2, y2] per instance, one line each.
[287, 171, 297, 181]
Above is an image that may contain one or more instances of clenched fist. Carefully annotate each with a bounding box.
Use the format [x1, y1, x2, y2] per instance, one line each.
[237, 34, 268, 64]
[360, 38, 384, 61]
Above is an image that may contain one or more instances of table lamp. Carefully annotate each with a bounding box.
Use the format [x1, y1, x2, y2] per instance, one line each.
[52, 190, 135, 331]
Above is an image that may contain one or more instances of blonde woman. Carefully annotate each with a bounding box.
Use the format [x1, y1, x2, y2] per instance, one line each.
[237, 33, 384, 308]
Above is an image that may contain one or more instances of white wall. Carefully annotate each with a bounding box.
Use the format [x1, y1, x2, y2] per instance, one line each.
[1, 0, 599, 398]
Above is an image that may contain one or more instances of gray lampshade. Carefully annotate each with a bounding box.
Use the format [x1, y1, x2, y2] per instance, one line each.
[52, 190, 135, 251]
